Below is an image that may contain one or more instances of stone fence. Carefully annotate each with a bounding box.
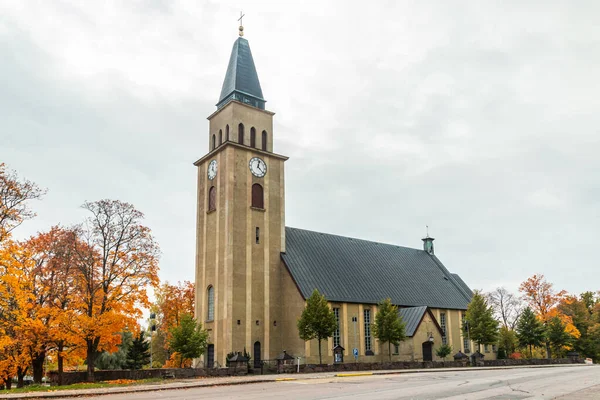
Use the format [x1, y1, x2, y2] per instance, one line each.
[48, 357, 584, 386]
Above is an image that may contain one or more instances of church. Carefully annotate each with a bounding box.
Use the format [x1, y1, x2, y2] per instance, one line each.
[193, 25, 492, 367]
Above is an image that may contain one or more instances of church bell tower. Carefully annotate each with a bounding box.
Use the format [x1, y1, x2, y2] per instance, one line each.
[193, 24, 288, 367]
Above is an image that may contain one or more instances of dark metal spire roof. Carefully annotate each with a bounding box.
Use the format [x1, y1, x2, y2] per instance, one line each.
[217, 37, 265, 110]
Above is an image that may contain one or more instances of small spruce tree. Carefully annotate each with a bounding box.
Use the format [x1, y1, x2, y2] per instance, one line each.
[435, 344, 453, 361]
[516, 307, 545, 358]
[372, 298, 406, 361]
[297, 289, 338, 365]
[546, 315, 573, 358]
[125, 331, 151, 370]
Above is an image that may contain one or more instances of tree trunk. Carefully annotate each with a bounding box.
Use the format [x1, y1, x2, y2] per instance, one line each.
[86, 340, 95, 382]
[529, 344, 533, 358]
[16, 367, 27, 388]
[58, 342, 64, 386]
[4, 378, 12, 390]
[388, 342, 391, 362]
[545, 342, 551, 359]
[318, 338, 322, 365]
[32, 350, 46, 384]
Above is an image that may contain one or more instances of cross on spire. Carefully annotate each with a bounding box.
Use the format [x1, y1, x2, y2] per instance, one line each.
[238, 11, 245, 36]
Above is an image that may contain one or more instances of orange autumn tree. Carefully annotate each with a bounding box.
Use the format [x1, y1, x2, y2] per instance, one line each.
[153, 281, 195, 366]
[71, 200, 160, 382]
[0, 240, 36, 388]
[519, 274, 568, 358]
[17, 227, 84, 385]
[0, 163, 45, 243]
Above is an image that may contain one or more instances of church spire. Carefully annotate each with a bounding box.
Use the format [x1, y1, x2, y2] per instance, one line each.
[216, 20, 265, 110]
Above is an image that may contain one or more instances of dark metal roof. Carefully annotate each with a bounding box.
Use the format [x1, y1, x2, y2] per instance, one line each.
[281, 227, 472, 310]
[398, 306, 427, 337]
[451, 273, 473, 298]
[217, 37, 265, 110]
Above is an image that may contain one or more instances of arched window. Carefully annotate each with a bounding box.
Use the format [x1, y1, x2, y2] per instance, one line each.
[251, 183, 264, 209]
[219, 129, 222, 146]
[208, 186, 216, 211]
[225, 125, 230, 141]
[211, 134, 216, 150]
[207, 286, 214, 321]
[262, 130, 267, 151]
[250, 127, 256, 148]
[238, 123, 244, 145]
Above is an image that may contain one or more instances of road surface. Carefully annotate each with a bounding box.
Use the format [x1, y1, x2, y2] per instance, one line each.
[80, 365, 599, 399]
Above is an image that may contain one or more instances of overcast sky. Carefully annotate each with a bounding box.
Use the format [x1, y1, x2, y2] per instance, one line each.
[1, 1, 599, 297]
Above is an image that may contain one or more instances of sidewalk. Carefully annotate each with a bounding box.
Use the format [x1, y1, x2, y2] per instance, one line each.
[0, 363, 592, 399]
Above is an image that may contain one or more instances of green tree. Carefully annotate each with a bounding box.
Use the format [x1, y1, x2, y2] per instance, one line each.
[516, 307, 546, 358]
[372, 298, 406, 361]
[297, 289, 337, 365]
[497, 326, 518, 357]
[546, 316, 572, 358]
[435, 343, 452, 361]
[462, 291, 499, 351]
[168, 313, 209, 368]
[125, 331, 151, 370]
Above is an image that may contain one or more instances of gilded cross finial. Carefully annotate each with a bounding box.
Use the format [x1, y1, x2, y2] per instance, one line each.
[238, 11, 245, 36]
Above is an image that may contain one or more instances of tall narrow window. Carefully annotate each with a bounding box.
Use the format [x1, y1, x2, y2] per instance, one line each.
[250, 127, 256, 147]
[225, 125, 230, 141]
[364, 309, 372, 352]
[440, 312, 447, 345]
[212, 134, 216, 150]
[333, 308, 341, 347]
[238, 123, 244, 144]
[262, 130, 267, 151]
[208, 186, 216, 211]
[256, 227, 260, 244]
[207, 286, 214, 321]
[462, 312, 470, 353]
[394, 344, 399, 354]
[251, 184, 264, 209]
[219, 129, 222, 145]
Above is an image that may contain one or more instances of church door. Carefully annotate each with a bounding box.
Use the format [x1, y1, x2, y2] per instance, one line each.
[254, 341, 261, 368]
[422, 342, 433, 362]
[206, 344, 215, 368]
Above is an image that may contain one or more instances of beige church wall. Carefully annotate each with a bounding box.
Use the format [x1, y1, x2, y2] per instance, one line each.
[279, 263, 308, 361]
[208, 101, 275, 152]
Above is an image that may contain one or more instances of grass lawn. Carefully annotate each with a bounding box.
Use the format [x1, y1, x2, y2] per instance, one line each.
[0, 378, 165, 394]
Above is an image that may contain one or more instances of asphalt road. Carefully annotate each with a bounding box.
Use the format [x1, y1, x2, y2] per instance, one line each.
[80, 365, 599, 400]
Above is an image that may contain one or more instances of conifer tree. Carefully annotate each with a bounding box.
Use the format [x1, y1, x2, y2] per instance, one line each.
[126, 331, 151, 370]
[297, 289, 337, 365]
[435, 344, 453, 361]
[462, 291, 499, 351]
[546, 316, 573, 358]
[372, 298, 406, 361]
[516, 307, 546, 358]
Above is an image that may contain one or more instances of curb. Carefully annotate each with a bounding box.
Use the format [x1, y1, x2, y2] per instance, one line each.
[0, 379, 274, 400]
[336, 372, 373, 377]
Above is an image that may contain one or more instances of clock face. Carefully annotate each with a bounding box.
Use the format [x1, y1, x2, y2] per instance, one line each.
[207, 160, 217, 180]
[249, 157, 267, 178]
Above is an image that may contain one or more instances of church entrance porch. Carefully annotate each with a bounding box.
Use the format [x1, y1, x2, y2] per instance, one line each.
[422, 342, 433, 362]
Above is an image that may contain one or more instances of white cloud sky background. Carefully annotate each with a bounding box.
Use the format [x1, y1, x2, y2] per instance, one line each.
[1, 0, 599, 296]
